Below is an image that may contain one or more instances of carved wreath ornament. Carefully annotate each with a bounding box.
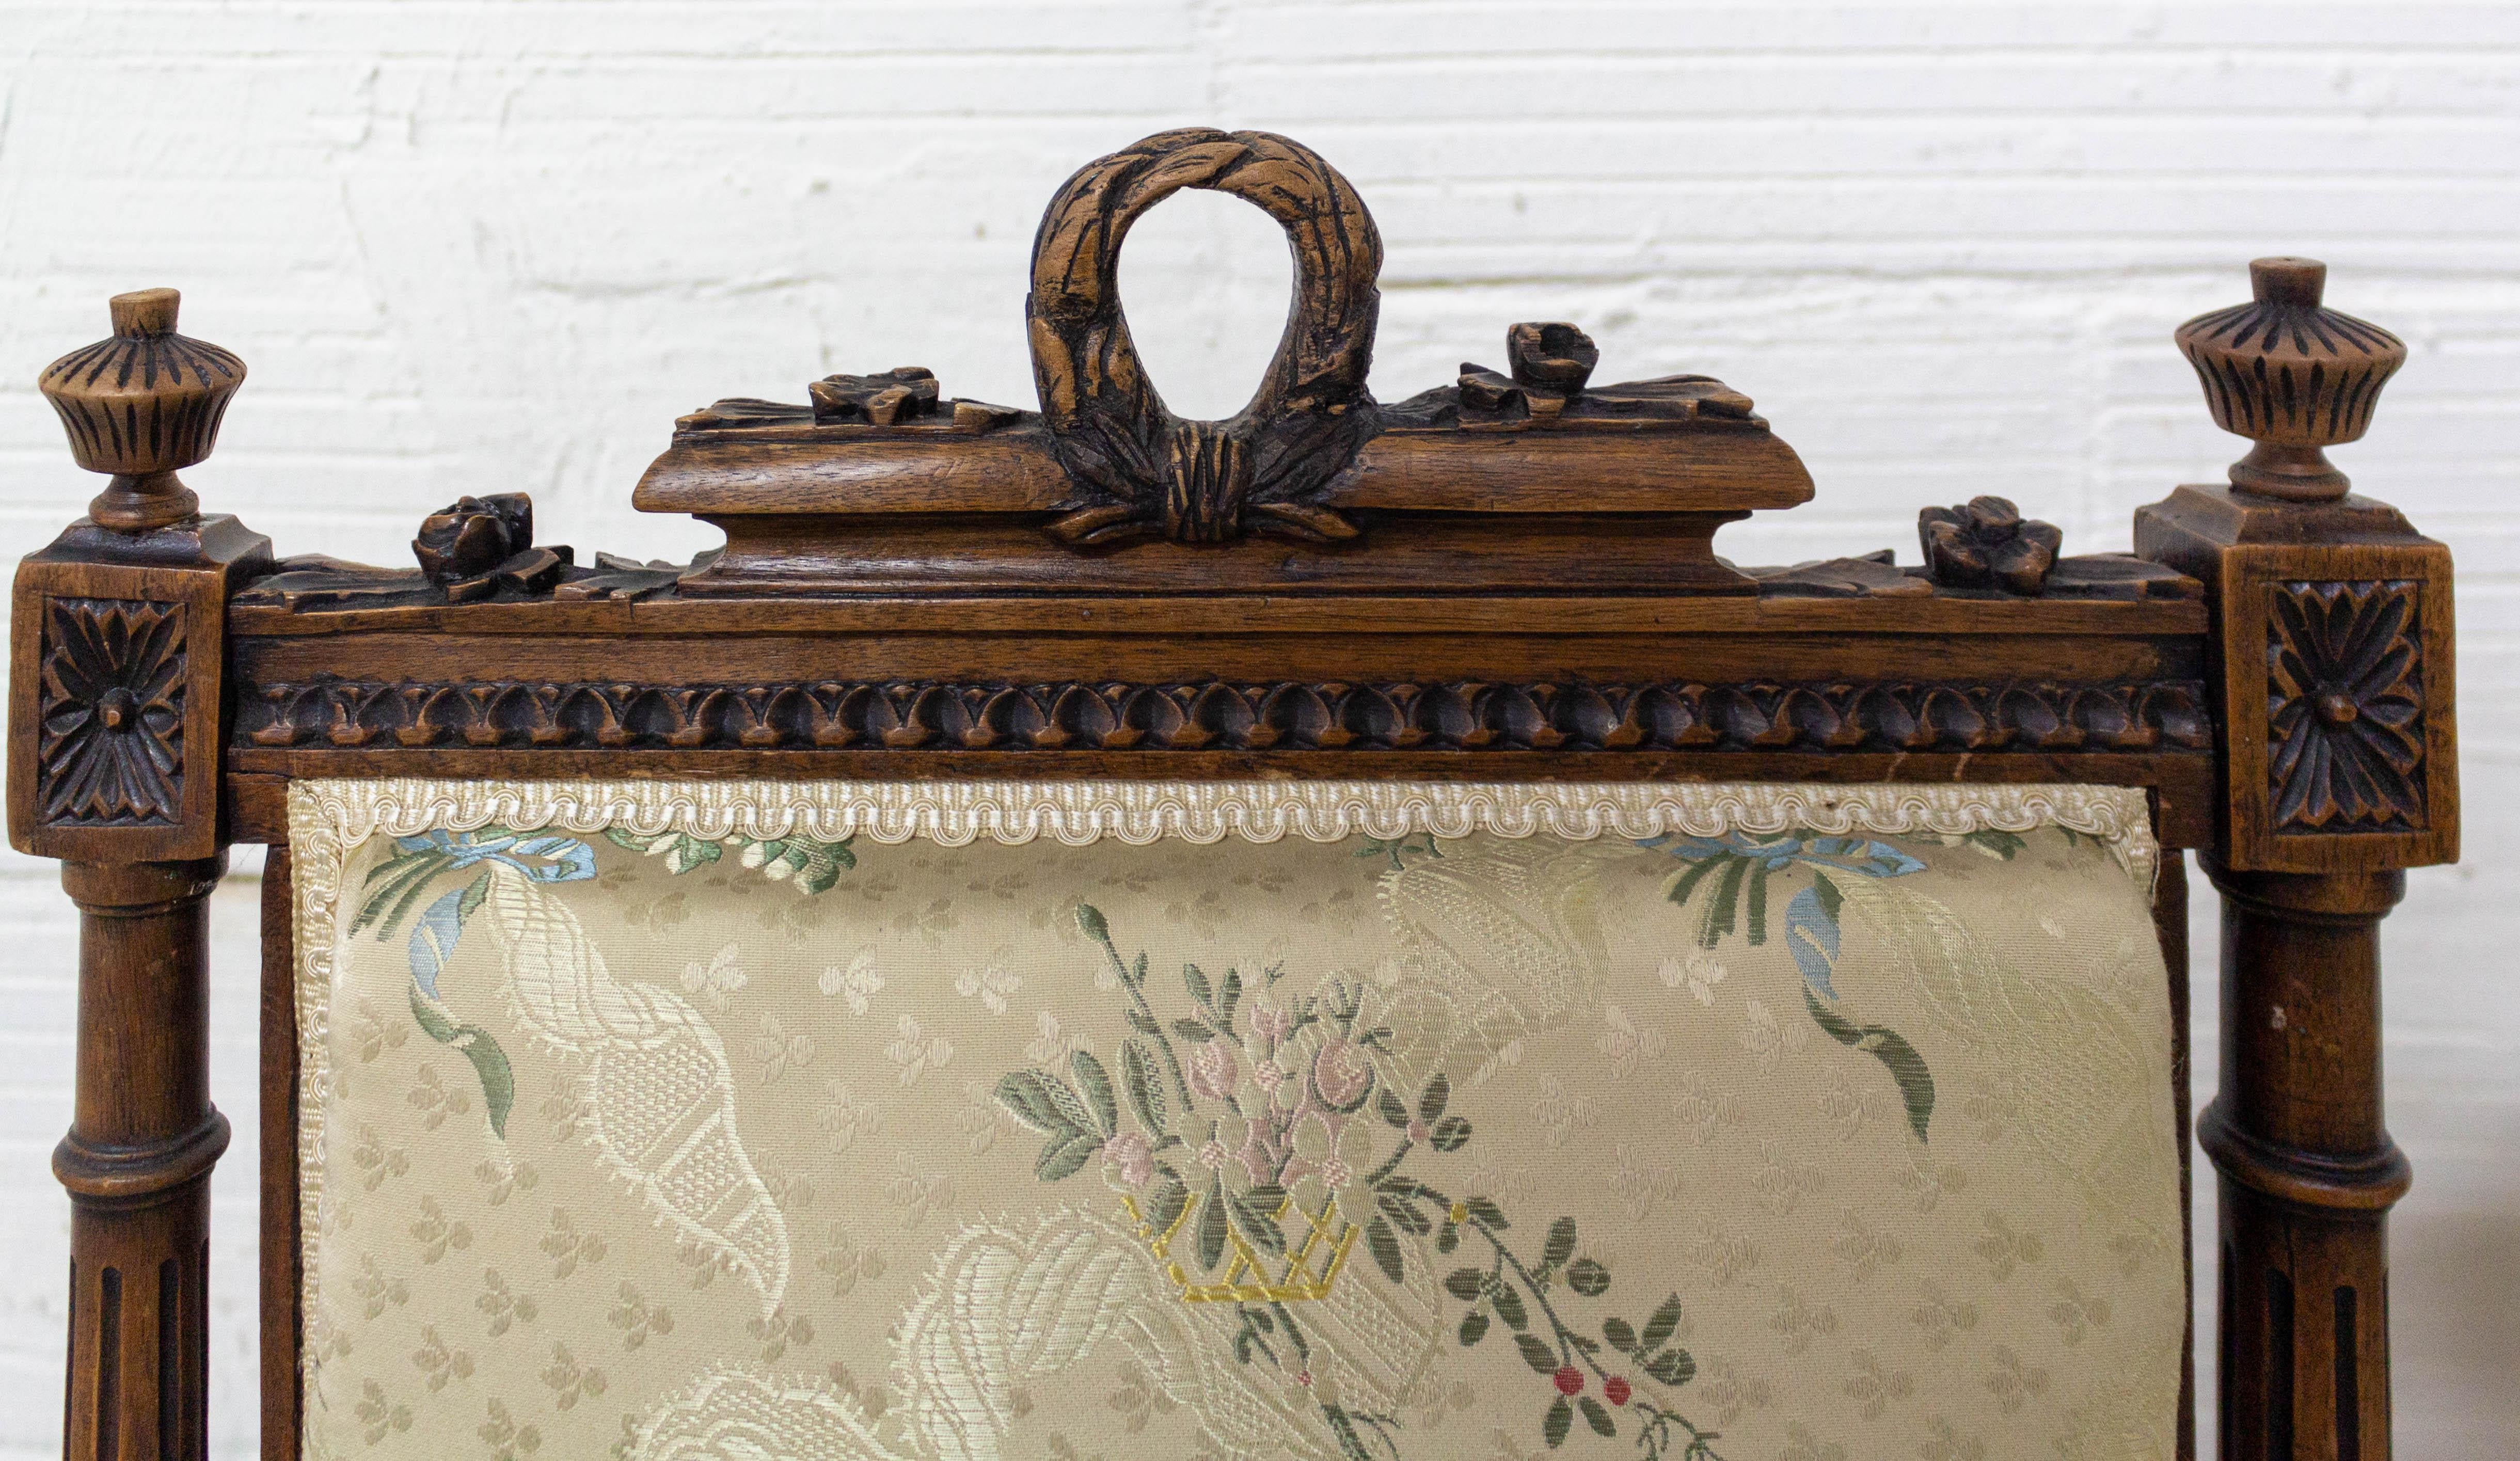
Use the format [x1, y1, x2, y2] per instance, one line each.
[2267, 580, 2427, 831]
[1027, 128, 1382, 545]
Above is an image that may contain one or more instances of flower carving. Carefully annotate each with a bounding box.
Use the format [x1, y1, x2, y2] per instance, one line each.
[809, 367, 940, 425]
[1919, 497, 2062, 595]
[2267, 580, 2426, 831]
[37, 597, 185, 826]
[413, 493, 564, 603]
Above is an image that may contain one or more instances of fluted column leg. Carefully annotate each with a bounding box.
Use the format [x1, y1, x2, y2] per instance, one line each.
[54, 858, 230, 1461]
[2200, 864, 2407, 1461]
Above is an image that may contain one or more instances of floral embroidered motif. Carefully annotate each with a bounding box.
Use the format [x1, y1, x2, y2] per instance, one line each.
[609, 1283, 675, 1349]
[680, 942, 748, 1012]
[540, 1208, 608, 1279]
[885, 1015, 954, 1085]
[540, 1342, 607, 1410]
[410, 1324, 473, 1391]
[478, 1398, 542, 1459]
[995, 904, 1733, 1458]
[410, 1196, 473, 1264]
[476, 1269, 535, 1336]
[820, 947, 884, 1013]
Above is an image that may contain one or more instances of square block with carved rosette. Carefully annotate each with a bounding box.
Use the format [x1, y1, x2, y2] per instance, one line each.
[2135, 486, 2457, 874]
[8, 517, 269, 862]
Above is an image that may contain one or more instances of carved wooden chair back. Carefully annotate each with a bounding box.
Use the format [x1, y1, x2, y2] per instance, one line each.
[8, 130, 2454, 1461]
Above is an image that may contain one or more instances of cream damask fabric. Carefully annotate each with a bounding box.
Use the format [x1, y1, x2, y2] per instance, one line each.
[291, 780, 2184, 1461]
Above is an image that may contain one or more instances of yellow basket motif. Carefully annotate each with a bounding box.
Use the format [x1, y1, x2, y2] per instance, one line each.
[1120, 1187, 1359, 1303]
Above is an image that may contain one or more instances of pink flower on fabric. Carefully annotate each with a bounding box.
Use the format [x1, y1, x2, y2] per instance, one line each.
[1311, 1038, 1373, 1109]
[1249, 997, 1295, 1046]
[1187, 1040, 1240, 1101]
[1100, 1131, 1154, 1192]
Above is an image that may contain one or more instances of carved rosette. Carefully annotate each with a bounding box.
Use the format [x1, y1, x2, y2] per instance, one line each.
[2267, 580, 2426, 831]
[36, 597, 186, 827]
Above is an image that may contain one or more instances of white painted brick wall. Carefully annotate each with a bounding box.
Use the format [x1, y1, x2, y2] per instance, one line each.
[2, 3, 2513, 1455]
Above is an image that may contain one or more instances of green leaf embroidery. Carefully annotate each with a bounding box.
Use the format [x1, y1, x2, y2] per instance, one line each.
[1802, 984, 1936, 1141]
[1642, 1294, 1686, 1351]
[1603, 1316, 1637, 1353]
[1035, 1131, 1099, 1182]
[1645, 1347, 1697, 1387]
[1444, 1267, 1485, 1302]
[1228, 1187, 1287, 1257]
[1069, 1049, 1118, 1138]
[1367, 1215, 1405, 1285]
[357, 852, 452, 939]
[609, 826, 854, 893]
[1493, 1281, 1529, 1330]
[1118, 1040, 1166, 1134]
[1417, 1072, 1450, 1123]
[407, 986, 515, 1138]
[1961, 829, 2027, 860]
[1701, 856, 1750, 947]
[1195, 1177, 1230, 1274]
[1544, 1216, 1578, 1266]
[1143, 1173, 1191, 1237]
[1810, 867, 1843, 924]
[1661, 854, 1726, 912]
[1579, 1394, 1616, 1437]
[1515, 1332, 1558, 1374]
[994, 1070, 1086, 1138]
[1458, 1308, 1489, 1346]
[1544, 1394, 1573, 1448]
[1566, 1257, 1610, 1297]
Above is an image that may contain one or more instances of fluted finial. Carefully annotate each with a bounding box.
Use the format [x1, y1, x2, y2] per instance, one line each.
[37, 289, 246, 532]
[2174, 257, 2405, 502]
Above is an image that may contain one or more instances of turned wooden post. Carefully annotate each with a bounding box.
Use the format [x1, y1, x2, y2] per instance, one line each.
[9, 291, 268, 1460]
[2138, 258, 2459, 1461]
[56, 858, 229, 1460]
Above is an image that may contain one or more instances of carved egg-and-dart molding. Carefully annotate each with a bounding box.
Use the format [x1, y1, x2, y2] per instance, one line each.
[2267, 579, 2426, 832]
[36, 597, 187, 827]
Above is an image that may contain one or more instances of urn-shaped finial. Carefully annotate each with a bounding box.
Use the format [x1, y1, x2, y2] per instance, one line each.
[38, 288, 246, 531]
[2174, 257, 2404, 502]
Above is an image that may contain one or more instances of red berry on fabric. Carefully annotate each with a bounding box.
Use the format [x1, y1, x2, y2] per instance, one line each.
[1604, 1376, 1632, 1406]
[1554, 1365, 1583, 1395]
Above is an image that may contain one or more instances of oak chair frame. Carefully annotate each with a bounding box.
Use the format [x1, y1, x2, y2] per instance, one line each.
[9, 131, 2455, 1461]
